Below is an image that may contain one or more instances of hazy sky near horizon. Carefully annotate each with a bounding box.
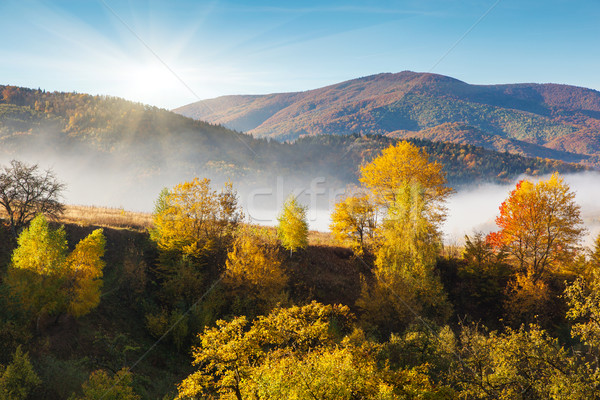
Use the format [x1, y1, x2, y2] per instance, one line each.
[1, 0, 599, 109]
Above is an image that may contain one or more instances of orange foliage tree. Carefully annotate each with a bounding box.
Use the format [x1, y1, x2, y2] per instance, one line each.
[487, 173, 584, 282]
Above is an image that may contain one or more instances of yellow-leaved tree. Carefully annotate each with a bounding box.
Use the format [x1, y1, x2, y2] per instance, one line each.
[355, 141, 452, 335]
[592, 234, 600, 267]
[453, 324, 598, 399]
[360, 140, 451, 216]
[358, 183, 451, 335]
[277, 195, 308, 256]
[150, 178, 241, 305]
[151, 178, 241, 257]
[7, 215, 105, 326]
[329, 193, 378, 255]
[175, 302, 453, 400]
[565, 235, 600, 354]
[223, 226, 287, 315]
[65, 229, 106, 317]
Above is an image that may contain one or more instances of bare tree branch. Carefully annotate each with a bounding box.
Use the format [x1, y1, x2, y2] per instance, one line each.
[0, 160, 65, 237]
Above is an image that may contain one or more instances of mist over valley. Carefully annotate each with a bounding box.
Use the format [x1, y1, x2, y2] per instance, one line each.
[1, 81, 599, 247]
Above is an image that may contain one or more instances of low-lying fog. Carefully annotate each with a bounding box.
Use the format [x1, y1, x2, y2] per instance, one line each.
[2, 152, 599, 248]
[443, 172, 600, 247]
[242, 172, 600, 248]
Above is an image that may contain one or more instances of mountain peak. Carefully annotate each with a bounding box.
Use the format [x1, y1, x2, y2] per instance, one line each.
[173, 72, 600, 166]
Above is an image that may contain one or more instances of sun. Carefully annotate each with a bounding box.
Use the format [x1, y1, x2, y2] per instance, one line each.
[117, 60, 181, 103]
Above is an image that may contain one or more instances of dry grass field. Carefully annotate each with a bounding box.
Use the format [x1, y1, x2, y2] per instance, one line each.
[2, 204, 337, 244]
[58, 205, 153, 231]
[249, 224, 336, 246]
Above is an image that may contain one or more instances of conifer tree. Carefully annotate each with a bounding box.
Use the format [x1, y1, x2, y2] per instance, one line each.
[0, 346, 40, 400]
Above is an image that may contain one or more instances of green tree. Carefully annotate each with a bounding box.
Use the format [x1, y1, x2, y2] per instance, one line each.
[277, 195, 308, 256]
[0, 346, 41, 400]
[449, 232, 510, 323]
[148, 187, 169, 244]
[70, 368, 139, 400]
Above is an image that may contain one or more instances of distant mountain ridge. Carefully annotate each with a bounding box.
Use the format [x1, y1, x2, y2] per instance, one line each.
[174, 71, 600, 166]
[0, 83, 586, 211]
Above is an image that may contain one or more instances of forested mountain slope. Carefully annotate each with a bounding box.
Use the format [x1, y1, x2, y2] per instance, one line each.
[0, 84, 585, 197]
[175, 71, 600, 166]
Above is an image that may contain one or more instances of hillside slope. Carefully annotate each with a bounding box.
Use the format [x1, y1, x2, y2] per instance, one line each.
[0, 84, 586, 212]
[174, 71, 600, 165]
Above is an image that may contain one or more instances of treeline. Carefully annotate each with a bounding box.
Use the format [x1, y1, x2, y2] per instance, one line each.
[0, 141, 600, 399]
[286, 134, 586, 186]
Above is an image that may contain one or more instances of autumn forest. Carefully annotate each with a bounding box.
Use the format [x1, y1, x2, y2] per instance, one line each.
[0, 135, 599, 399]
[4, 0, 600, 397]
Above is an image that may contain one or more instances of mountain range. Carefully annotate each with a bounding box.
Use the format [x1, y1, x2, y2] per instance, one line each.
[0, 82, 587, 210]
[174, 71, 600, 167]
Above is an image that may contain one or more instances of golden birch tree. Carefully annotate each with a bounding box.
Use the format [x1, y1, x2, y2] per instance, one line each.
[277, 195, 308, 256]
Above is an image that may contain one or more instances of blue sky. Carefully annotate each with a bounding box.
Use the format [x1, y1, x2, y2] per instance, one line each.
[1, 0, 599, 109]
